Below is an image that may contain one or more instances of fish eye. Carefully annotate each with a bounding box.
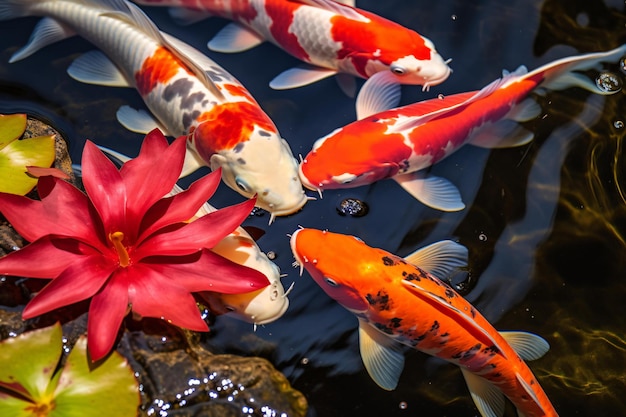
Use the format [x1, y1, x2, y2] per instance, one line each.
[235, 178, 250, 192]
[390, 65, 407, 76]
[325, 277, 339, 287]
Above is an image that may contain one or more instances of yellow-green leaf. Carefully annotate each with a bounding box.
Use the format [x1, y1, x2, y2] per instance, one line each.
[0, 113, 27, 148]
[0, 134, 55, 195]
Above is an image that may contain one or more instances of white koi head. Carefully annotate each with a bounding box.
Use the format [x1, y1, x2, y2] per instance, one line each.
[200, 230, 290, 325]
[387, 48, 452, 91]
[192, 122, 308, 220]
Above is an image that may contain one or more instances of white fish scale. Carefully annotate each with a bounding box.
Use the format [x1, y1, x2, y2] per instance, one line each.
[248, 0, 274, 40]
[29, 1, 157, 77]
[290, 7, 341, 67]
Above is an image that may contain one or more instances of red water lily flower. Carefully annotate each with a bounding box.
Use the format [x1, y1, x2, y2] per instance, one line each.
[0, 129, 269, 361]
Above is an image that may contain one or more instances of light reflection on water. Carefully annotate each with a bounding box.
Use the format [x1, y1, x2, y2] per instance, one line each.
[0, 0, 625, 416]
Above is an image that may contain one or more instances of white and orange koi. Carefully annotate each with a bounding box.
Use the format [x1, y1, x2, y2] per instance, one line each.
[134, 0, 451, 99]
[299, 45, 626, 211]
[290, 228, 558, 417]
[98, 146, 292, 326]
[0, 0, 308, 220]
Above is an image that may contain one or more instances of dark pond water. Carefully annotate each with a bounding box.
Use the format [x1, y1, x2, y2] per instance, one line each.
[1, 0, 626, 416]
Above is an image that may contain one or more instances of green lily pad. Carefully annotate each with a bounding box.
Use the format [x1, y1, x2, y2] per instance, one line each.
[0, 113, 56, 195]
[0, 324, 139, 417]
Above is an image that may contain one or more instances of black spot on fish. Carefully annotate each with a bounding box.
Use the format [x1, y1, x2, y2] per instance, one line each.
[493, 372, 502, 378]
[470, 307, 477, 318]
[182, 110, 201, 131]
[430, 321, 440, 334]
[206, 65, 234, 83]
[374, 322, 394, 335]
[389, 317, 402, 328]
[382, 256, 396, 266]
[404, 272, 421, 282]
[371, 118, 379, 122]
[411, 332, 428, 346]
[462, 343, 482, 360]
[530, 379, 536, 385]
[366, 290, 391, 311]
[399, 159, 410, 173]
[445, 288, 456, 299]
[233, 143, 244, 153]
[441, 332, 449, 338]
[237, 158, 246, 165]
[482, 345, 500, 356]
[181, 91, 206, 110]
[163, 78, 193, 102]
[258, 130, 271, 137]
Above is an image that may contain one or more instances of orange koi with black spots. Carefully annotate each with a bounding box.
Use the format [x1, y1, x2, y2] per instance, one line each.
[290, 228, 559, 417]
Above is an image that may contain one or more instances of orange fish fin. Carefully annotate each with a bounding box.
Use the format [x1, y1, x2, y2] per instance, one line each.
[499, 331, 550, 361]
[401, 280, 506, 357]
[403, 240, 467, 282]
[358, 318, 405, 391]
[460, 368, 506, 417]
[392, 172, 465, 211]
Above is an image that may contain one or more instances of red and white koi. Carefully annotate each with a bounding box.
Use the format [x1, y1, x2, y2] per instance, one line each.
[0, 0, 308, 220]
[290, 228, 558, 417]
[134, 0, 452, 99]
[299, 45, 626, 211]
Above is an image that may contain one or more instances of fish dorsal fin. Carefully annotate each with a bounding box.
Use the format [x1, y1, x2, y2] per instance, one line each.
[168, 7, 212, 25]
[99, 0, 163, 40]
[358, 318, 405, 390]
[401, 279, 506, 357]
[269, 65, 338, 90]
[356, 71, 402, 120]
[160, 32, 227, 100]
[392, 172, 465, 211]
[388, 76, 508, 134]
[403, 240, 468, 281]
[293, 0, 369, 22]
[116, 105, 171, 135]
[9, 17, 76, 63]
[67, 50, 131, 87]
[499, 331, 550, 361]
[460, 368, 506, 417]
[208, 22, 265, 53]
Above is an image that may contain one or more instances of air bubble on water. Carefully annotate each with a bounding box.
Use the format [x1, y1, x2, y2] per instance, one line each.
[595, 72, 622, 93]
[620, 57, 626, 75]
[451, 14, 457, 21]
[438, 94, 445, 99]
[301, 357, 309, 365]
[399, 401, 408, 410]
[614, 120, 624, 129]
[337, 198, 369, 217]
[267, 251, 276, 260]
[478, 232, 487, 241]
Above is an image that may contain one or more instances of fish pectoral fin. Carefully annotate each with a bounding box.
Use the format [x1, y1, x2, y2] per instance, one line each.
[460, 368, 506, 417]
[10, 17, 76, 63]
[181, 145, 209, 177]
[469, 119, 534, 149]
[499, 331, 550, 361]
[356, 71, 402, 120]
[168, 7, 212, 25]
[116, 105, 169, 135]
[335, 73, 357, 98]
[358, 318, 405, 391]
[269, 65, 338, 90]
[403, 240, 468, 281]
[392, 172, 465, 212]
[68, 51, 131, 87]
[208, 23, 265, 53]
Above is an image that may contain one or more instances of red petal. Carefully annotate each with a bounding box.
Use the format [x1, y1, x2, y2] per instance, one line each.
[127, 264, 208, 332]
[137, 169, 221, 243]
[26, 166, 70, 180]
[22, 255, 117, 319]
[0, 178, 107, 248]
[0, 237, 101, 278]
[81, 141, 128, 237]
[87, 271, 131, 361]
[120, 132, 187, 228]
[135, 198, 256, 258]
[147, 249, 270, 294]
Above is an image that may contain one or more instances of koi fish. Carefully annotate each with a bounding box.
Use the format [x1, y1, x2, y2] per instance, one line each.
[98, 146, 291, 326]
[299, 45, 626, 211]
[290, 228, 558, 417]
[0, 0, 308, 220]
[133, 0, 452, 99]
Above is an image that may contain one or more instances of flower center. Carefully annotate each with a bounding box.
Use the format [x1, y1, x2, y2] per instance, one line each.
[109, 231, 130, 267]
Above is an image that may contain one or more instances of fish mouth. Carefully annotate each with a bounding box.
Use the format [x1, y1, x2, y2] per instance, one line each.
[253, 298, 290, 326]
[422, 65, 452, 91]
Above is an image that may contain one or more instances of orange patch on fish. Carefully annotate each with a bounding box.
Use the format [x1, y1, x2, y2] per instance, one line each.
[191, 102, 277, 159]
[135, 46, 192, 96]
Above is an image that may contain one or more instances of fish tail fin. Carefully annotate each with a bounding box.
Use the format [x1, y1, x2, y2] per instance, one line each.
[532, 44, 626, 94]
